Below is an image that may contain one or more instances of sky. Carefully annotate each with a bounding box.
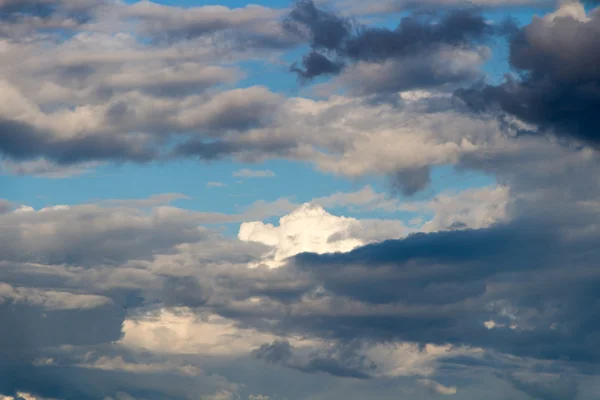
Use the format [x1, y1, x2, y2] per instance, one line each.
[1, 0, 600, 399]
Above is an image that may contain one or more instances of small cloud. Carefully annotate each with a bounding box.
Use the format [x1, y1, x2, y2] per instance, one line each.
[207, 182, 227, 188]
[418, 379, 458, 395]
[232, 169, 275, 178]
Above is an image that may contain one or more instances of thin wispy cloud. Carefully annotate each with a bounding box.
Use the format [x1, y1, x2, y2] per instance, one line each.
[206, 181, 228, 188]
[233, 169, 276, 178]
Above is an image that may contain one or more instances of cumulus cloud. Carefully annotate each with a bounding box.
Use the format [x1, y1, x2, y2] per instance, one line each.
[238, 203, 407, 267]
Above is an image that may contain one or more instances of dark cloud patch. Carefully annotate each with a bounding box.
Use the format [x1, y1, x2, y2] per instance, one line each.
[0, 0, 57, 20]
[250, 214, 600, 363]
[252, 340, 293, 364]
[388, 166, 431, 196]
[456, 5, 600, 146]
[291, 51, 343, 80]
[252, 340, 372, 379]
[285, 0, 504, 90]
[0, 0, 99, 26]
[0, 119, 157, 165]
[0, 301, 124, 360]
[294, 357, 371, 379]
[173, 137, 297, 162]
[0, 362, 229, 400]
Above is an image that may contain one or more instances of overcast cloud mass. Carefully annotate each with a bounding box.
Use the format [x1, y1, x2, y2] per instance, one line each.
[1, 0, 600, 399]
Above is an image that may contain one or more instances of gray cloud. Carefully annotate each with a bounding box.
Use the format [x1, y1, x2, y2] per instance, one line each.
[388, 166, 432, 196]
[252, 340, 372, 379]
[0, 119, 157, 165]
[506, 371, 579, 400]
[456, 3, 600, 147]
[285, 0, 506, 91]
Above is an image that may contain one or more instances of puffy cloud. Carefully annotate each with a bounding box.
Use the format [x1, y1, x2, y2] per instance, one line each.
[119, 308, 287, 357]
[238, 203, 407, 267]
[125, 1, 296, 47]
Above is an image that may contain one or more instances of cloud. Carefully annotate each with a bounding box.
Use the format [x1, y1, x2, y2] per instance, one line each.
[285, 0, 505, 92]
[0, 283, 112, 310]
[338, 0, 553, 17]
[506, 372, 579, 400]
[0, 159, 100, 179]
[456, 1, 600, 147]
[238, 203, 407, 267]
[417, 378, 458, 395]
[232, 169, 276, 178]
[0, 199, 12, 214]
[125, 1, 296, 48]
[207, 182, 227, 188]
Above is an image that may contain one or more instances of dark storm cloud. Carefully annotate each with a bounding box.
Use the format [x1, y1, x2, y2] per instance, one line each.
[285, 0, 502, 84]
[456, 4, 600, 146]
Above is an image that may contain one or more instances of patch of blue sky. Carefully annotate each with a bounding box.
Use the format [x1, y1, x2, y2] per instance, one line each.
[0, 157, 494, 218]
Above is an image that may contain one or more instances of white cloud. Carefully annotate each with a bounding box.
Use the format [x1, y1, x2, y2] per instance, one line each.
[238, 203, 406, 267]
[119, 307, 315, 357]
